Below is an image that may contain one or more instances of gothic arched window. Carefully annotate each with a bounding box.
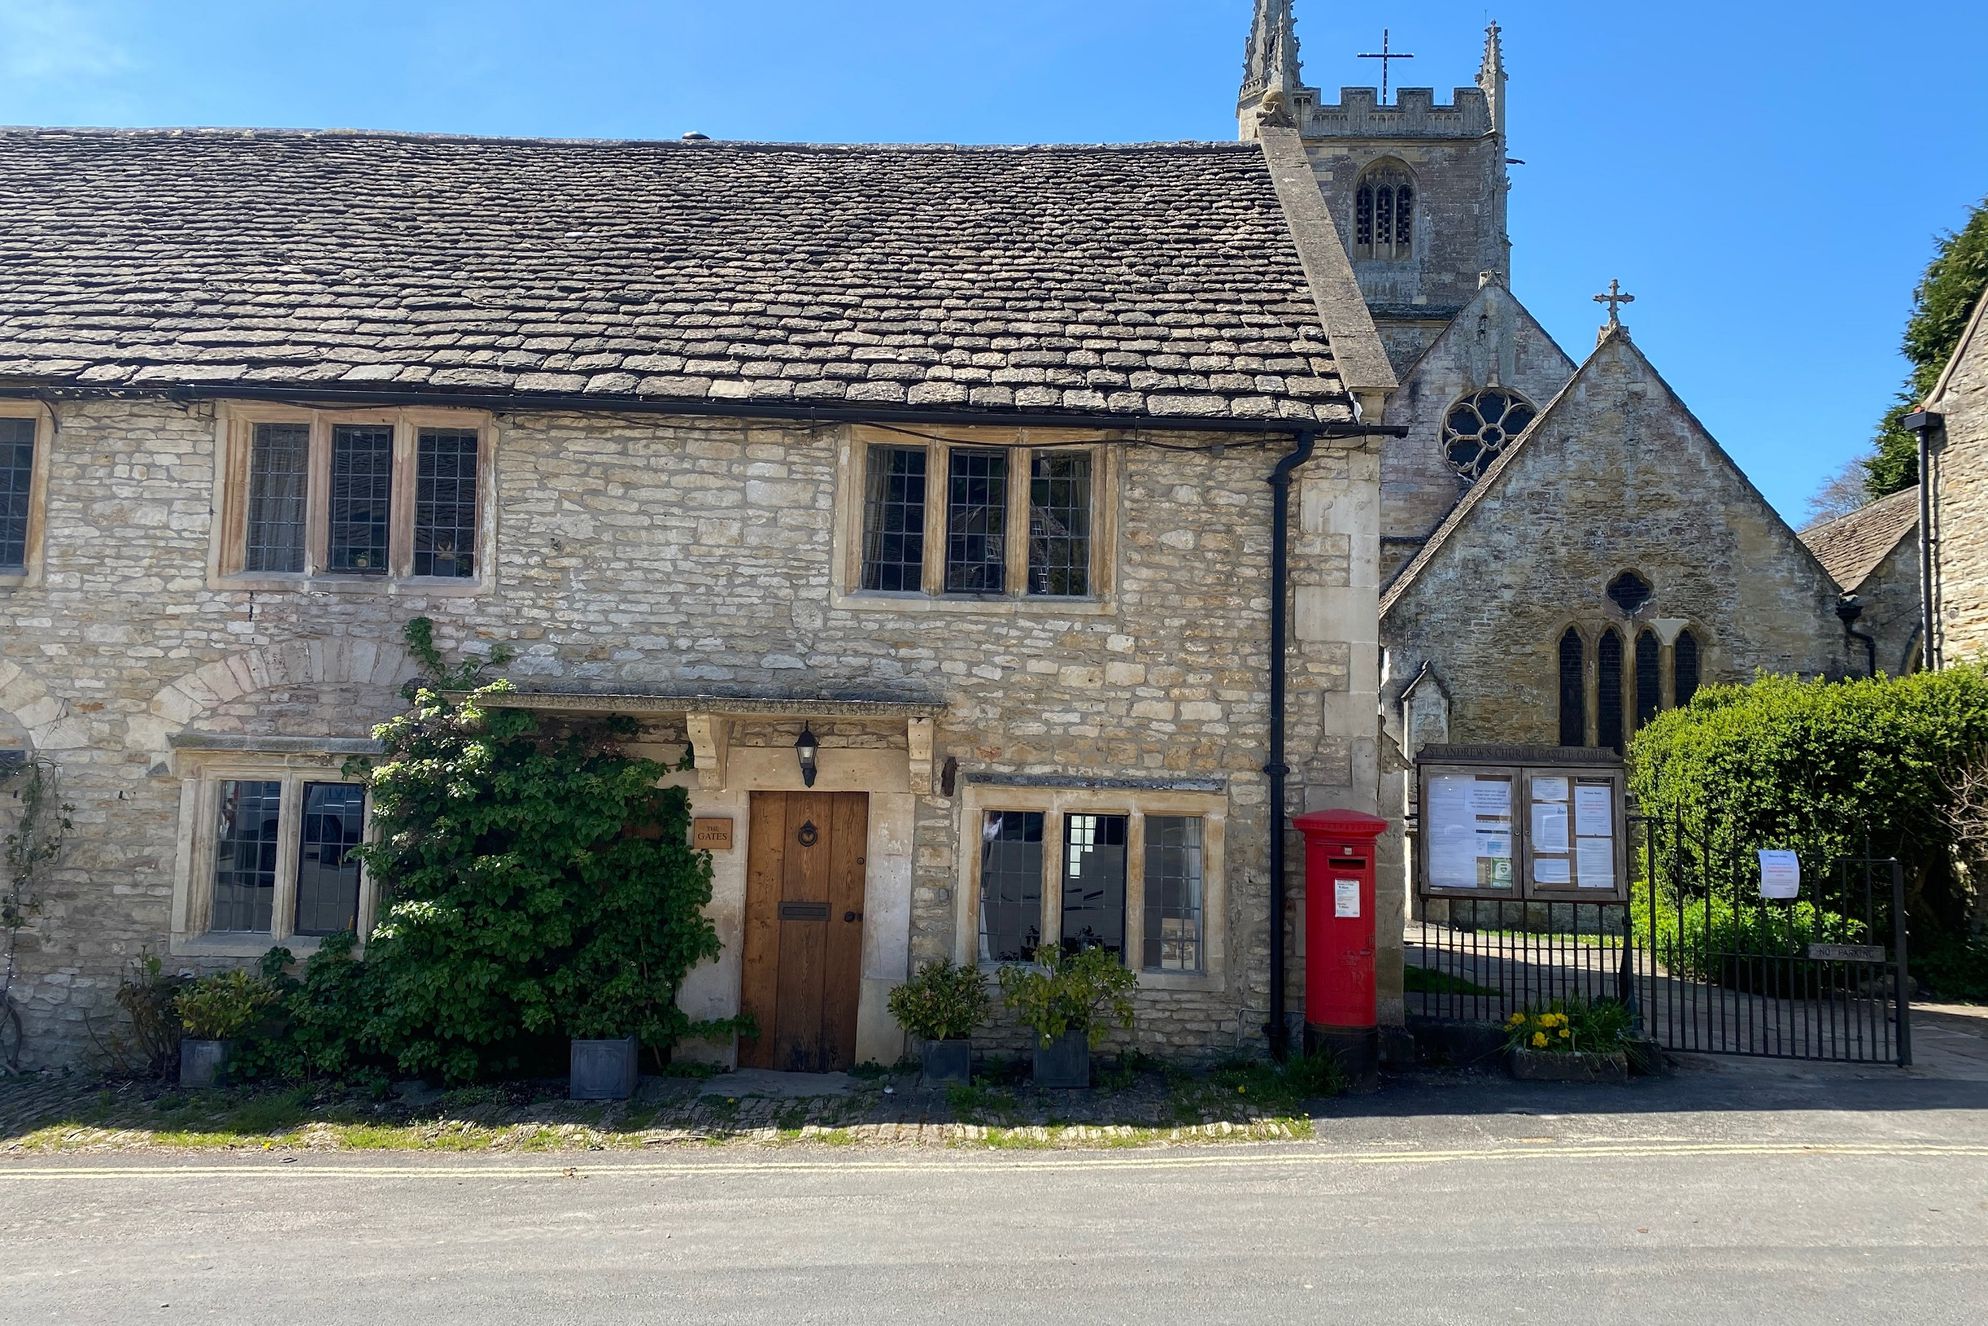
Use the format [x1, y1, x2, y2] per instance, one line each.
[1558, 629, 1586, 747]
[1675, 629, 1701, 706]
[1444, 388, 1537, 481]
[1635, 629, 1662, 729]
[1597, 628, 1625, 753]
[1354, 161, 1414, 261]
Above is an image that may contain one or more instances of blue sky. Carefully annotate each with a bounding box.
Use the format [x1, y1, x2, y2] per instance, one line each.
[4, 0, 1986, 522]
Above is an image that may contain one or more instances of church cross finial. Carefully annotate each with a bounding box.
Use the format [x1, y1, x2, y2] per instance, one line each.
[1357, 28, 1416, 102]
[1594, 278, 1636, 328]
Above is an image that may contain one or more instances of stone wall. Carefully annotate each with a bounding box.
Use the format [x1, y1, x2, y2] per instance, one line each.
[1932, 319, 1988, 664]
[0, 397, 1379, 1068]
[1381, 330, 1854, 749]
[1377, 280, 1577, 574]
[1851, 533, 1924, 678]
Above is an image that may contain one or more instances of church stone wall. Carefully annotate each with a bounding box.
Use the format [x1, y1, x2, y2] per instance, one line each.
[1380, 333, 1854, 751]
[1932, 325, 1988, 665]
[1, 396, 1379, 1068]
[1378, 283, 1578, 573]
[1851, 534, 1924, 677]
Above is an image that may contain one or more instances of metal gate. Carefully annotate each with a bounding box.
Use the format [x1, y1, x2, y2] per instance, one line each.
[1639, 820, 1912, 1066]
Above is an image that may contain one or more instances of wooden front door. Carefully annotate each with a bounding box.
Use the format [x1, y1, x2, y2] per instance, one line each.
[739, 791, 868, 1072]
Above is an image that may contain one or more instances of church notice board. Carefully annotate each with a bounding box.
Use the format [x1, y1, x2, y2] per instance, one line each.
[1416, 745, 1628, 902]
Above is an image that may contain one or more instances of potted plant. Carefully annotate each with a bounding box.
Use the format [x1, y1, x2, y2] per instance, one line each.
[888, 958, 991, 1087]
[172, 968, 278, 1088]
[997, 944, 1136, 1089]
[1504, 996, 1633, 1082]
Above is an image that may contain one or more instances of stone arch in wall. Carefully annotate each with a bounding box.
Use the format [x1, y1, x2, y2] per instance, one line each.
[134, 637, 417, 755]
[0, 657, 83, 751]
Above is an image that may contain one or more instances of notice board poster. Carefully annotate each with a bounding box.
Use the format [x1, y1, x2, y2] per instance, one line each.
[1424, 771, 1516, 893]
[1419, 753, 1626, 901]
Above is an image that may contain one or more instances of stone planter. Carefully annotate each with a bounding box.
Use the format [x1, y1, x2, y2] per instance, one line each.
[920, 1038, 973, 1088]
[570, 1036, 641, 1101]
[1031, 1029, 1091, 1089]
[1508, 1046, 1629, 1083]
[178, 1037, 232, 1089]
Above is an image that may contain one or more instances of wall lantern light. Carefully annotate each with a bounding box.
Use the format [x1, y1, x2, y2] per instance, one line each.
[795, 725, 820, 788]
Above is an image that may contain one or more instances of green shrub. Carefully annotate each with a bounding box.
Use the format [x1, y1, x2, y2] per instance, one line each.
[1630, 666, 1988, 933]
[1633, 888, 1866, 987]
[174, 969, 281, 1041]
[1914, 936, 1988, 1002]
[996, 945, 1136, 1049]
[346, 619, 725, 1083]
[888, 958, 992, 1042]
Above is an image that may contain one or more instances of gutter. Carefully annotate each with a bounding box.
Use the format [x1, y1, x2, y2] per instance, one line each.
[0, 379, 1404, 441]
[1836, 595, 1878, 679]
[1903, 410, 1942, 671]
[1264, 428, 1315, 1061]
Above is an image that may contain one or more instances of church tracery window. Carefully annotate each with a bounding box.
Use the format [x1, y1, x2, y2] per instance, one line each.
[1354, 161, 1414, 262]
[1675, 629, 1701, 707]
[1596, 629, 1625, 753]
[1558, 629, 1586, 748]
[1553, 621, 1709, 749]
[1443, 387, 1536, 481]
[1607, 570, 1653, 615]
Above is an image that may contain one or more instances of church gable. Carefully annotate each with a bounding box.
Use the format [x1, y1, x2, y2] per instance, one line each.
[1381, 327, 1852, 747]
[1380, 277, 1578, 561]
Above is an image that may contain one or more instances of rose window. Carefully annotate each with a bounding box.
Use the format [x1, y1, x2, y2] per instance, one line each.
[1443, 388, 1537, 481]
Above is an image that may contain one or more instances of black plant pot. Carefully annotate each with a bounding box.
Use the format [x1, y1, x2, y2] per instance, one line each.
[1032, 1029, 1091, 1089]
[570, 1036, 640, 1101]
[920, 1038, 972, 1088]
[178, 1038, 232, 1088]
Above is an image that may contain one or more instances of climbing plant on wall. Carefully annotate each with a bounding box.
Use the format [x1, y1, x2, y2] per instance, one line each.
[2, 757, 72, 1071]
[348, 619, 725, 1083]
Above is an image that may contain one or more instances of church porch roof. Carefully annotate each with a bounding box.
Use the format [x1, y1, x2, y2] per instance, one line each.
[1798, 486, 1921, 593]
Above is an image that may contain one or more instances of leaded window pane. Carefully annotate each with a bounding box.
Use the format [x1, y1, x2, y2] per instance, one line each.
[1558, 629, 1586, 747]
[328, 424, 393, 574]
[1635, 630, 1662, 728]
[244, 422, 309, 573]
[945, 448, 1008, 593]
[1028, 452, 1091, 596]
[861, 445, 926, 592]
[1143, 816, 1203, 973]
[1062, 813, 1127, 961]
[212, 780, 282, 933]
[978, 811, 1044, 962]
[1443, 388, 1536, 481]
[294, 782, 365, 937]
[1597, 629, 1625, 753]
[0, 416, 35, 573]
[1675, 630, 1702, 706]
[413, 428, 479, 578]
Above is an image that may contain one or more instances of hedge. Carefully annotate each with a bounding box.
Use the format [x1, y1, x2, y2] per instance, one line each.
[1628, 665, 1988, 935]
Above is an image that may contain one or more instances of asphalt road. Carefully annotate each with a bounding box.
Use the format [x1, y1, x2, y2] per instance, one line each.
[5, 1090, 1987, 1326]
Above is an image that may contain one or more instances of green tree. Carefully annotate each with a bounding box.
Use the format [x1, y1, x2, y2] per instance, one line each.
[1867, 198, 1988, 498]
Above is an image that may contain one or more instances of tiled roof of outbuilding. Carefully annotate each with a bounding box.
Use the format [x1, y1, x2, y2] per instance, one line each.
[1798, 486, 1920, 593]
[0, 128, 1353, 425]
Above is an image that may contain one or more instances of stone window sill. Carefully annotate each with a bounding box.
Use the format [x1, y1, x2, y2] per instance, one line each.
[169, 932, 355, 961]
[973, 960, 1222, 995]
[833, 589, 1113, 618]
[209, 573, 487, 598]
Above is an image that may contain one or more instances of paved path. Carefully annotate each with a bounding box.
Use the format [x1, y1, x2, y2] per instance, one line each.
[5, 1076, 1986, 1324]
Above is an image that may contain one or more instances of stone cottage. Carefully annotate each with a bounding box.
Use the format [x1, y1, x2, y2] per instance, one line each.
[0, 127, 1397, 1070]
[1924, 287, 1988, 667]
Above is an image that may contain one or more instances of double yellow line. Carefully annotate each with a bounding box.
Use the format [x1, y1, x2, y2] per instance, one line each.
[4, 1139, 1985, 1181]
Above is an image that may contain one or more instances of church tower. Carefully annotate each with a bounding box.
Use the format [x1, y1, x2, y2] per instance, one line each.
[1240, 6, 1514, 372]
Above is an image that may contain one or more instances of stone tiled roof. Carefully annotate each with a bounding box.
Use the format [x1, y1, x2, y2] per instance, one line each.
[1799, 486, 1920, 593]
[0, 128, 1354, 425]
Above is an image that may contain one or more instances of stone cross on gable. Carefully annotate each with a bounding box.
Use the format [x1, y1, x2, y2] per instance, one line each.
[1594, 279, 1636, 327]
[1357, 28, 1416, 102]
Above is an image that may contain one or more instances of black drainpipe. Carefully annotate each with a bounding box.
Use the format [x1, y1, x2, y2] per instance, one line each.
[1904, 410, 1943, 671]
[1265, 428, 1315, 1061]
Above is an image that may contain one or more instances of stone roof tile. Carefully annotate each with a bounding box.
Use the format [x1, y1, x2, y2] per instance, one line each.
[0, 129, 1352, 425]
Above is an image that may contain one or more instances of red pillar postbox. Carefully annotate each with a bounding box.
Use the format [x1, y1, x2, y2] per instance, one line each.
[1292, 808, 1389, 1081]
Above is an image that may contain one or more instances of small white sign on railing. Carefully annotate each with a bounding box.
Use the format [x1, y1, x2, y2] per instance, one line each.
[1758, 849, 1801, 901]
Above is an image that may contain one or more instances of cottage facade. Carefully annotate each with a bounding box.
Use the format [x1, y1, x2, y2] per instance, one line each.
[0, 130, 1396, 1069]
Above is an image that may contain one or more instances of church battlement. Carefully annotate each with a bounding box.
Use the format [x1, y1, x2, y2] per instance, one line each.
[1296, 86, 1492, 140]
